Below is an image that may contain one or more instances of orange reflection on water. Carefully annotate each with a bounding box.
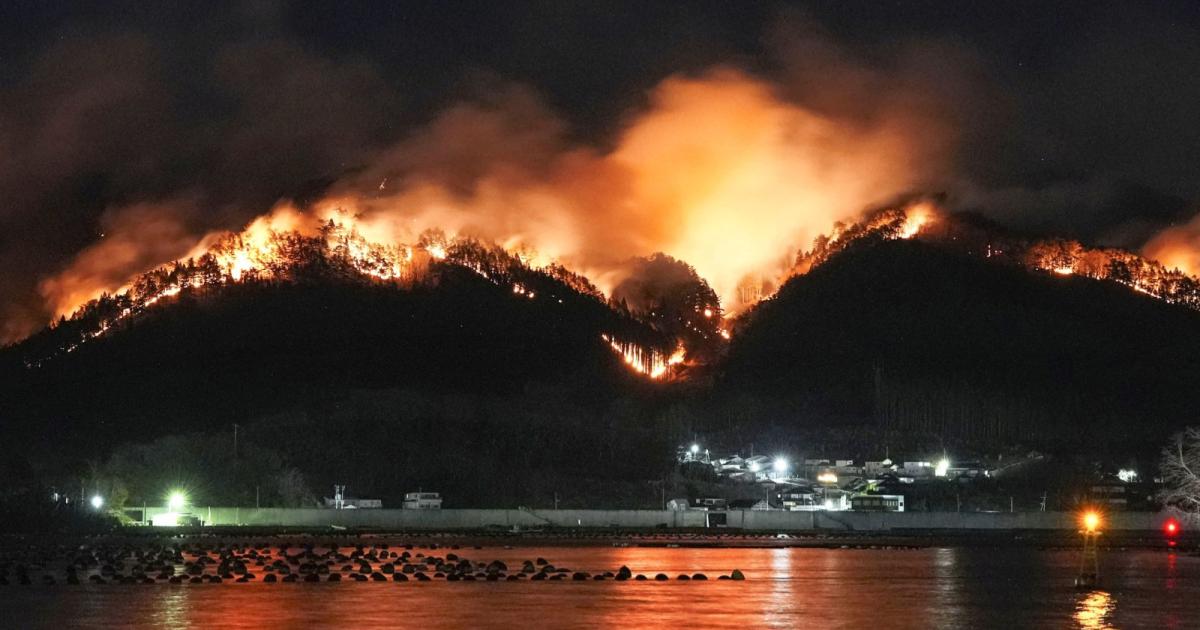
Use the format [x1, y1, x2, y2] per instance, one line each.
[1074, 590, 1115, 629]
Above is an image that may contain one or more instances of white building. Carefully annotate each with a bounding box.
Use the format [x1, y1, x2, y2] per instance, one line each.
[402, 492, 442, 509]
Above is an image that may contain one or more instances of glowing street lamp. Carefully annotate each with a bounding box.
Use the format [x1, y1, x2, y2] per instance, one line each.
[772, 457, 789, 474]
[748, 461, 761, 473]
[1076, 510, 1102, 588]
[167, 491, 187, 512]
[690, 444, 700, 455]
[935, 458, 950, 477]
[90, 495, 104, 510]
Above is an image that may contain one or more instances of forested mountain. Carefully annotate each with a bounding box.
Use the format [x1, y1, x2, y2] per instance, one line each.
[4, 213, 1200, 510]
[716, 238, 1200, 449]
[0, 255, 686, 508]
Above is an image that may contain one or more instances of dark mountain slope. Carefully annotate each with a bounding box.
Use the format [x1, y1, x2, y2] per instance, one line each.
[718, 239, 1200, 448]
[1, 263, 675, 461]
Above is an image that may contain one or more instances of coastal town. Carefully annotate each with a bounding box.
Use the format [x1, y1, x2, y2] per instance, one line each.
[671, 443, 1157, 515]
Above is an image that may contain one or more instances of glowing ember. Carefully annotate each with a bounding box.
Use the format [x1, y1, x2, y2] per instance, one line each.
[897, 203, 935, 239]
[601, 334, 685, 380]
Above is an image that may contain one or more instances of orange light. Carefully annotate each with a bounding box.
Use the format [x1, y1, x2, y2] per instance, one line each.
[1083, 511, 1100, 532]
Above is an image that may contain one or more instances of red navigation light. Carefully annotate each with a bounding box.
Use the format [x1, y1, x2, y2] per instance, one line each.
[1164, 518, 1180, 536]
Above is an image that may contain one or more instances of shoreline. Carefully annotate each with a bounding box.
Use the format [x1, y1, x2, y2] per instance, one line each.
[2, 527, 1193, 552]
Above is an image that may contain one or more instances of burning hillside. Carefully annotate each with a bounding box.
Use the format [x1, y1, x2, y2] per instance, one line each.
[21, 205, 697, 379]
[27, 67, 953, 345]
[19, 62, 1200, 377]
[780, 200, 1200, 314]
[20, 194, 1200, 380]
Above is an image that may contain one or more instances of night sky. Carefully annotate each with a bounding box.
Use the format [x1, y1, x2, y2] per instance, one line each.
[2, 0, 1199, 340]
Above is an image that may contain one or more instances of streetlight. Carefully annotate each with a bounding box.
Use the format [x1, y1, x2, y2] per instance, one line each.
[935, 458, 950, 477]
[167, 490, 187, 512]
[772, 457, 789, 474]
[90, 495, 104, 510]
[1077, 510, 1102, 588]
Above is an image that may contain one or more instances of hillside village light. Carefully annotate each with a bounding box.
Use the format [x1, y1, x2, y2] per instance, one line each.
[90, 495, 104, 510]
[690, 444, 700, 455]
[773, 457, 789, 474]
[749, 461, 761, 473]
[935, 458, 951, 477]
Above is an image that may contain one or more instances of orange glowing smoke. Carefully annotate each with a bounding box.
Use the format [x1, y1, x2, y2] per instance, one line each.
[39, 68, 948, 325]
[610, 70, 932, 311]
[1144, 213, 1200, 276]
[38, 201, 202, 322]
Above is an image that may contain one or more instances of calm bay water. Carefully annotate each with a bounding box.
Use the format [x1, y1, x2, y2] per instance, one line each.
[1, 545, 1196, 628]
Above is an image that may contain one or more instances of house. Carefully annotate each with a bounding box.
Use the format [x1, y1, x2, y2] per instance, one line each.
[903, 461, 935, 476]
[819, 488, 851, 511]
[666, 498, 691, 511]
[776, 483, 819, 511]
[401, 492, 442, 509]
[864, 460, 897, 476]
[691, 497, 728, 511]
[949, 461, 990, 478]
[833, 460, 863, 475]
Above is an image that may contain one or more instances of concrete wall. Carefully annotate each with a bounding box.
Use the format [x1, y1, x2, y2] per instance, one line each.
[134, 506, 1176, 532]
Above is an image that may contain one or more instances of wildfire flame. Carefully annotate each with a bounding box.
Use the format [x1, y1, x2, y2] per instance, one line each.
[32, 190, 1200, 381]
[22, 55, 1200, 382]
[36, 68, 945, 341]
[601, 334, 686, 380]
[898, 203, 934, 239]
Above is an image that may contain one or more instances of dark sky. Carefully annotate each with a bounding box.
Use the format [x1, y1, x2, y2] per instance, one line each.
[2, 0, 1200, 340]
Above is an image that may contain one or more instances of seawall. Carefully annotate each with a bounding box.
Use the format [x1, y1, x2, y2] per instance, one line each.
[133, 507, 1180, 532]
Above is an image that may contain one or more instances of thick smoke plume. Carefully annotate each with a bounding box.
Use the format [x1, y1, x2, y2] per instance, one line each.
[1144, 212, 1200, 276]
[36, 66, 952, 327]
[15, 7, 1200, 344]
